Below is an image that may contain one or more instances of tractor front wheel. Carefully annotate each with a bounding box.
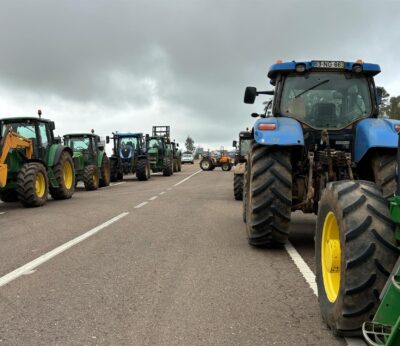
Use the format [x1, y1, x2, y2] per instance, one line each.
[316, 180, 398, 336]
[200, 159, 212, 171]
[49, 151, 75, 200]
[99, 155, 111, 187]
[136, 159, 151, 181]
[233, 174, 243, 200]
[83, 165, 100, 191]
[245, 143, 292, 246]
[221, 163, 232, 171]
[17, 162, 48, 207]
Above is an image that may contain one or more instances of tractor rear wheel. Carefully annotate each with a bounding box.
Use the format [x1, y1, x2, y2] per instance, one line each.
[200, 159, 212, 171]
[243, 168, 248, 223]
[316, 180, 398, 336]
[136, 159, 151, 181]
[0, 189, 19, 202]
[372, 153, 396, 198]
[17, 162, 48, 207]
[110, 159, 119, 182]
[173, 159, 178, 172]
[49, 151, 75, 200]
[178, 160, 182, 171]
[234, 174, 243, 200]
[83, 165, 100, 191]
[99, 155, 110, 187]
[245, 143, 292, 246]
[163, 158, 173, 176]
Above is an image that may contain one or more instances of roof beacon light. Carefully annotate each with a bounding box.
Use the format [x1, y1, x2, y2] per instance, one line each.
[275, 60, 283, 64]
[258, 123, 276, 131]
[356, 59, 364, 63]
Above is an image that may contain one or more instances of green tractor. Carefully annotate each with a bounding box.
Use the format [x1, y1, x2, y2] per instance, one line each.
[63, 131, 110, 190]
[171, 141, 182, 173]
[146, 126, 174, 176]
[0, 113, 75, 207]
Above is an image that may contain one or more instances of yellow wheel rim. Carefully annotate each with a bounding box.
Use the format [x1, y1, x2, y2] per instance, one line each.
[321, 211, 341, 303]
[35, 172, 46, 198]
[63, 161, 73, 189]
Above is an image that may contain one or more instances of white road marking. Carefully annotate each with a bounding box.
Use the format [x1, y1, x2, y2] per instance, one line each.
[0, 212, 129, 288]
[0, 212, 5, 215]
[159, 192, 166, 195]
[134, 202, 148, 209]
[109, 182, 126, 187]
[149, 196, 158, 201]
[285, 242, 366, 346]
[173, 169, 202, 187]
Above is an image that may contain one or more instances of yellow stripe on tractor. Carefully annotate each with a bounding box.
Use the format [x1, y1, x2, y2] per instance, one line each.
[0, 126, 33, 188]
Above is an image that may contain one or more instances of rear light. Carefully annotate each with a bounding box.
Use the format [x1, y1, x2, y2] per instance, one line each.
[258, 123, 276, 131]
[395, 125, 400, 132]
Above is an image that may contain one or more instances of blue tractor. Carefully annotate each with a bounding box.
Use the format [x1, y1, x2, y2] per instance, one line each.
[107, 132, 150, 181]
[244, 60, 400, 336]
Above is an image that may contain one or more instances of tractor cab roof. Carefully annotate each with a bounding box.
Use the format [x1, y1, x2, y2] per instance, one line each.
[267, 60, 381, 80]
[1, 117, 53, 124]
[239, 131, 252, 139]
[113, 132, 143, 138]
[64, 133, 99, 139]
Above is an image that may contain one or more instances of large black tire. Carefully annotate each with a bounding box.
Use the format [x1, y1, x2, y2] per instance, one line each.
[245, 144, 292, 246]
[136, 159, 151, 181]
[372, 153, 396, 199]
[99, 155, 111, 187]
[173, 159, 178, 173]
[243, 168, 248, 223]
[200, 158, 212, 171]
[163, 158, 173, 176]
[178, 160, 182, 171]
[0, 189, 19, 202]
[16, 163, 48, 207]
[316, 180, 398, 336]
[83, 165, 99, 191]
[234, 174, 243, 201]
[49, 151, 75, 200]
[110, 158, 119, 182]
[221, 163, 232, 171]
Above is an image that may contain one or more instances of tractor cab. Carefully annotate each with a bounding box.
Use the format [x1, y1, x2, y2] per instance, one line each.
[233, 130, 252, 165]
[0, 117, 56, 160]
[110, 133, 144, 161]
[63, 133, 103, 164]
[245, 60, 383, 158]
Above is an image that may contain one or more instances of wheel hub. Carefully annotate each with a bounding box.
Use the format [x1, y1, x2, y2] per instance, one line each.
[325, 239, 340, 273]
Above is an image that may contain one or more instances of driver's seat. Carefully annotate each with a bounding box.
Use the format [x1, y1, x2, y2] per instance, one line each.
[313, 103, 337, 128]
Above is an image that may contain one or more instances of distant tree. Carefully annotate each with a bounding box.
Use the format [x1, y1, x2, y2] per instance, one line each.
[377, 86, 391, 115]
[185, 136, 195, 152]
[388, 96, 400, 119]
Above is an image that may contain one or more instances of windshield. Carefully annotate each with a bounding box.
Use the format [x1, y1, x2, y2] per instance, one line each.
[118, 136, 139, 150]
[65, 137, 90, 151]
[148, 138, 162, 149]
[1, 122, 37, 139]
[240, 139, 252, 156]
[280, 72, 372, 129]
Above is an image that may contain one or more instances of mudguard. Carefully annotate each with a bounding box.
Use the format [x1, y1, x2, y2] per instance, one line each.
[47, 145, 73, 166]
[254, 117, 304, 146]
[233, 162, 246, 175]
[97, 151, 105, 168]
[354, 118, 400, 162]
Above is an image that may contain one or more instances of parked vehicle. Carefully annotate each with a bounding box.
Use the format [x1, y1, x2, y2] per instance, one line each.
[181, 152, 194, 164]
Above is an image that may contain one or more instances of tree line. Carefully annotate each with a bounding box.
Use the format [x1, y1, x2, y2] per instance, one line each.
[379, 87, 400, 119]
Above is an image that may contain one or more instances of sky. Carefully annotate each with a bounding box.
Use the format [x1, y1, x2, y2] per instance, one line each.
[0, 0, 399, 150]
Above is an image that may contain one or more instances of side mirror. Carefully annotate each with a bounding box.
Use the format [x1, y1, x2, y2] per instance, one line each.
[376, 87, 383, 106]
[176, 143, 179, 147]
[106, 136, 110, 144]
[50, 121, 56, 131]
[232, 140, 237, 147]
[251, 113, 260, 118]
[244, 87, 257, 104]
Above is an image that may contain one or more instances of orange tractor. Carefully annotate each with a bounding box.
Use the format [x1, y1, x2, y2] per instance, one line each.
[200, 149, 232, 171]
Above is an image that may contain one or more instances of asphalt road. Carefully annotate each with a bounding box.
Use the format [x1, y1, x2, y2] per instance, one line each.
[0, 163, 364, 345]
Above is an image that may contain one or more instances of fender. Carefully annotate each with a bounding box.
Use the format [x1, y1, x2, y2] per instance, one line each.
[254, 117, 304, 146]
[97, 151, 106, 168]
[47, 145, 73, 166]
[354, 118, 400, 162]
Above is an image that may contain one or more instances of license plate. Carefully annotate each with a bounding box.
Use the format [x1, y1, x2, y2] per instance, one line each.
[312, 60, 345, 69]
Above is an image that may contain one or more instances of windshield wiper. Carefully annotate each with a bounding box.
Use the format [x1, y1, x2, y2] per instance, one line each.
[295, 79, 330, 98]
